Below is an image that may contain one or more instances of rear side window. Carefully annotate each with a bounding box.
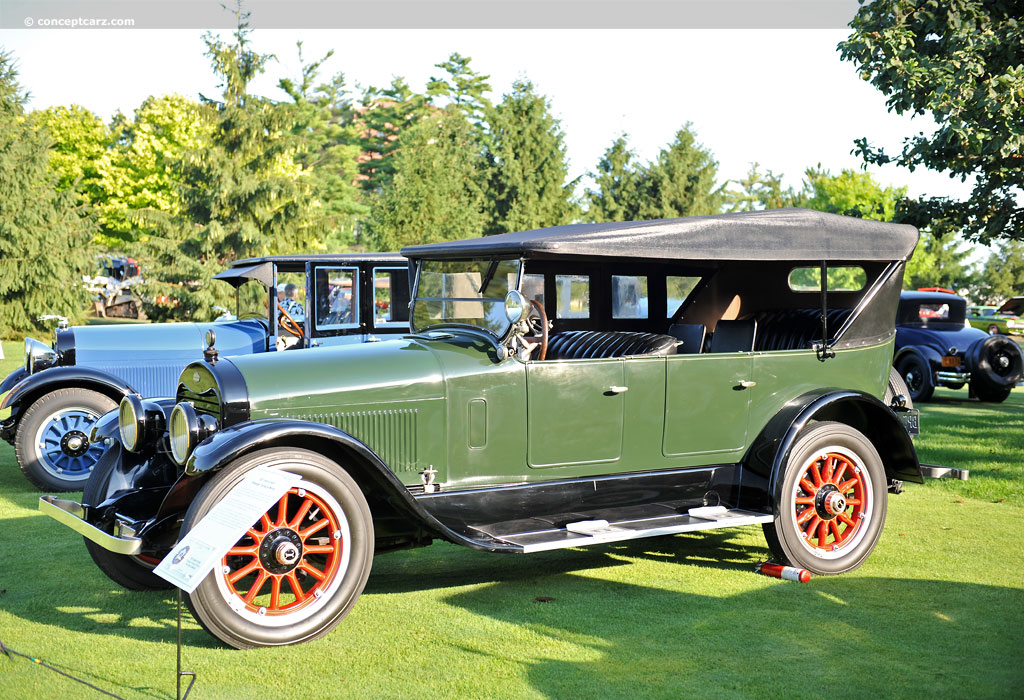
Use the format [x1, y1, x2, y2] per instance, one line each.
[556, 274, 590, 319]
[612, 275, 648, 319]
[666, 276, 701, 317]
[788, 266, 866, 292]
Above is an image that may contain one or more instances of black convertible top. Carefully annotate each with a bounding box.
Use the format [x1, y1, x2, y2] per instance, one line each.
[213, 252, 405, 288]
[402, 209, 919, 263]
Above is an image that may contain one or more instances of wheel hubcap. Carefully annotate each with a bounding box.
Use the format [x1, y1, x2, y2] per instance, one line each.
[34, 408, 104, 478]
[219, 485, 345, 619]
[792, 450, 870, 556]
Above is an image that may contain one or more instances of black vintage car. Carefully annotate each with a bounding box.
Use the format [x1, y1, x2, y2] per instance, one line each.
[893, 291, 1023, 402]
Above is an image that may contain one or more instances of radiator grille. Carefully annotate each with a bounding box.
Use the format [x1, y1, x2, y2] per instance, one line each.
[295, 408, 419, 472]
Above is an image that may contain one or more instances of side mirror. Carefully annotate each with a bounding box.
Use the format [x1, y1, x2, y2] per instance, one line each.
[504, 290, 529, 324]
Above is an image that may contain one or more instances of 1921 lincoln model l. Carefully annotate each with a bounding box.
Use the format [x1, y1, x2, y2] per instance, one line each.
[1, 253, 409, 491]
[41, 209, 923, 649]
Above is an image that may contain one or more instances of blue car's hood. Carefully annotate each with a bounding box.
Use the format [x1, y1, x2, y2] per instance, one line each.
[72, 320, 266, 364]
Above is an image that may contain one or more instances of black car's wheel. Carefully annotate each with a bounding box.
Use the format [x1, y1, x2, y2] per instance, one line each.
[968, 335, 1022, 403]
[763, 421, 888, 575]
[81, 454, 173, 591]
[895, 354, 934, 402]
[883, 366, 914, 410]
[183, 448, 374, 649]
[14, 388, 117, 491]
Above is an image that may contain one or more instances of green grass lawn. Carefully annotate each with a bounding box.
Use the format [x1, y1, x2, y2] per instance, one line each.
[0, 340, 1022, 699]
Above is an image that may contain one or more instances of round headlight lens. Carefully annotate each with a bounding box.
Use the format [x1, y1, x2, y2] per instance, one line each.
[169, 402, 197, 466]
[118, 394, 144, 452]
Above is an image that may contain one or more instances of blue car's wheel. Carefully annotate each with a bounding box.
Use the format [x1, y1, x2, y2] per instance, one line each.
[14, 388, 116, 491]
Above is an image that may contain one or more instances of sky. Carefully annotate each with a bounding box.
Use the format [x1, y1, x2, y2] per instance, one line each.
[1, 25, 981, 246]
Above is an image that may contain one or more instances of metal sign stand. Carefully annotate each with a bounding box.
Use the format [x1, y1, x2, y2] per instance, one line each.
[177, 589, 196, 700]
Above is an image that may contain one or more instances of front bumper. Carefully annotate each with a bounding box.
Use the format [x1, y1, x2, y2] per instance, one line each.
[936, 369, 970, 384]
[39, 495, 143, 555]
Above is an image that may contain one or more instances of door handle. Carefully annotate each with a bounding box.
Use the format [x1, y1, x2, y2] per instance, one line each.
[738, 380, 756, 389]
[608, 386, 629, 394]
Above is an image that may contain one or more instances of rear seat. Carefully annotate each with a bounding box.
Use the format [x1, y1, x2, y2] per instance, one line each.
[752, 308, 852, 351]
[546, 331, 679, 360]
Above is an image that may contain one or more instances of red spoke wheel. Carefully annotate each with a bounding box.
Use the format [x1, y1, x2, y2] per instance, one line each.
[763, 421, 887, 575]
[183, 448, 374, 649]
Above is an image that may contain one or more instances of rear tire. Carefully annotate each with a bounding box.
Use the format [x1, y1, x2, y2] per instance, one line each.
[895, 354, 934, 402]
[972, 383, 1012, 403]
[763, 422, 888, 576]
[183, 448, 374, 649]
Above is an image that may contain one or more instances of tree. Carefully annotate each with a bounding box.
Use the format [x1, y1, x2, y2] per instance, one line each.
[635, 124, 724, 220]
[0, 51, 93, 337]
[840, 0, 1024, 243]
[356, 77, 432, 195]
[484, 80, 577, 234]
[976, 239, 1024, 302]
[426, 52, 492, 131]
[584, 135, 642, 222]
[725, 162, 798, 212]
[136, 10, 320, 321]
[365, 106, 488, 251]
[801, 166, 904, 221]
[97, 94, 212, 248]
[279, 42, 367, 250]
[29, 105, 110, 208]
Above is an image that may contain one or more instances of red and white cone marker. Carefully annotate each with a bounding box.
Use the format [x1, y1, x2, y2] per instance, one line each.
[757, 562, 811, 583]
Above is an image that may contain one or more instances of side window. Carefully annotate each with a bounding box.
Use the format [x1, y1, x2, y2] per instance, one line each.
[556, 274, 590, 319]
[667, 276, 701, 317]
[521, 273, 546, 308]
[788, 266, 866, 292]
[612, 275, 648, 319]
[373, 267, 411, 326]
[315, 267, 359, 330]
[276, 272, 307, 325]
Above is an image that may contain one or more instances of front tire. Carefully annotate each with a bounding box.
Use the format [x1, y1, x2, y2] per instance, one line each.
[763, 422, 888, 575]
[183, 448, 374, 649]
[14, 388, 116, 491]
[895, 354, 934, 402]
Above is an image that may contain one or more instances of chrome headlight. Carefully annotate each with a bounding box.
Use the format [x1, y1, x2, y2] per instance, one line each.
[25, 338, 57, 373]
[169, 402, 218, 466]
[119, 394, 144, 452]
[118, 394, 166, 452]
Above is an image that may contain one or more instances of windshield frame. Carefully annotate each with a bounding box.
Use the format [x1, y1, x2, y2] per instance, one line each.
[410, 257, 523, 339]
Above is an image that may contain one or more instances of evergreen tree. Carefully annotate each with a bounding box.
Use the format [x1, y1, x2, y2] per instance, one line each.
[365, 106, 487, 251]
[426, 52, 492, 131]
[279, 43, 366, 250]
[726, 162, 797, 212]
[136, 10, 320, 321]
[356, 77, 432, 195]
[636, 125, 724, 220]
[977, 240, 1024, 302]
[584, 135, 642, 222]
[0, 51, 93, 337]
[484, 80, 577, 235]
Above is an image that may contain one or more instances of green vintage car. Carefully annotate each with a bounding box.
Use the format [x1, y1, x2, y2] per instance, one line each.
[42, 209, 923, 649]
[967, 297, 1024, 335]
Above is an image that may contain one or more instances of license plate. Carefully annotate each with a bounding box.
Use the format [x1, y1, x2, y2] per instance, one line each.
[899, 409, 920, 435]
[941, 356, 961, 367]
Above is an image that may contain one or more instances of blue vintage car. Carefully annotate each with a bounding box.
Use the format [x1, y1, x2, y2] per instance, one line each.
[893, 290, 1022, 403]
[1, 253, 409, 491]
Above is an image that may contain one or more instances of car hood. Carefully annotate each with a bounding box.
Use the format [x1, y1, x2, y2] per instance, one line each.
[895, 323, 987, 356]
[72, 320, 266, 364]
[236, 336, 447, 414]
[996, 297, 1023, 317]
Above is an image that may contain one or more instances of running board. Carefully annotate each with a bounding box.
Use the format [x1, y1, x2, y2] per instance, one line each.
[476, 506, 774, 554]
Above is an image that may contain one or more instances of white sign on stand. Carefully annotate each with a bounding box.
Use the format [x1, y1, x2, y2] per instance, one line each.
[154, 467, 302, 593]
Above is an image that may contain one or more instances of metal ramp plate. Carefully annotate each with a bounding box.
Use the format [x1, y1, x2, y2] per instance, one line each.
[484, 508, 774, 554]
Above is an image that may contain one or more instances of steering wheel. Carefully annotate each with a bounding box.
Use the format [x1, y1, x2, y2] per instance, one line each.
[277, 303, 305, 339]
[526, 299, 548, 361]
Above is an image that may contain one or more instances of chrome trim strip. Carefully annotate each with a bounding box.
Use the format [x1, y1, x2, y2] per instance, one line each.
[38, 495, 143, 555]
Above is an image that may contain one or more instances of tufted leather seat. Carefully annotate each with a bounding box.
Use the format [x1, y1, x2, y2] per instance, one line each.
[752, 308, 852, 351]
[546, 330, 680, 360]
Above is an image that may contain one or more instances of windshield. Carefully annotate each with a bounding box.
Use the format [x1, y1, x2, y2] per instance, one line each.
[412, 259, 521, 337]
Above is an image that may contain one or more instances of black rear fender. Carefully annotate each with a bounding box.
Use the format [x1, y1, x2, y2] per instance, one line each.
[742, 390, 922, 514]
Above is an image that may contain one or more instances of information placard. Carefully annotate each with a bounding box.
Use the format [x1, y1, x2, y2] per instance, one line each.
[154, 467, 302, 593]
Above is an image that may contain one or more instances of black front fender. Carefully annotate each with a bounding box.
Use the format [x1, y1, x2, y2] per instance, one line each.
[185, 419, 517, 552]
[0, 366, 137, 441]
[1, 367, 29, 396]
[742, 389, 923, 514]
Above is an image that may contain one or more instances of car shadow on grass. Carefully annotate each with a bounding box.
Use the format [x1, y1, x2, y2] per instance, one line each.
[445, 574, 1024, 699]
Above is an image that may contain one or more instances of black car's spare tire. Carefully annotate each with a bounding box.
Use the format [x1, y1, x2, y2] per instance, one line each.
[967, 335, 1023, 401]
